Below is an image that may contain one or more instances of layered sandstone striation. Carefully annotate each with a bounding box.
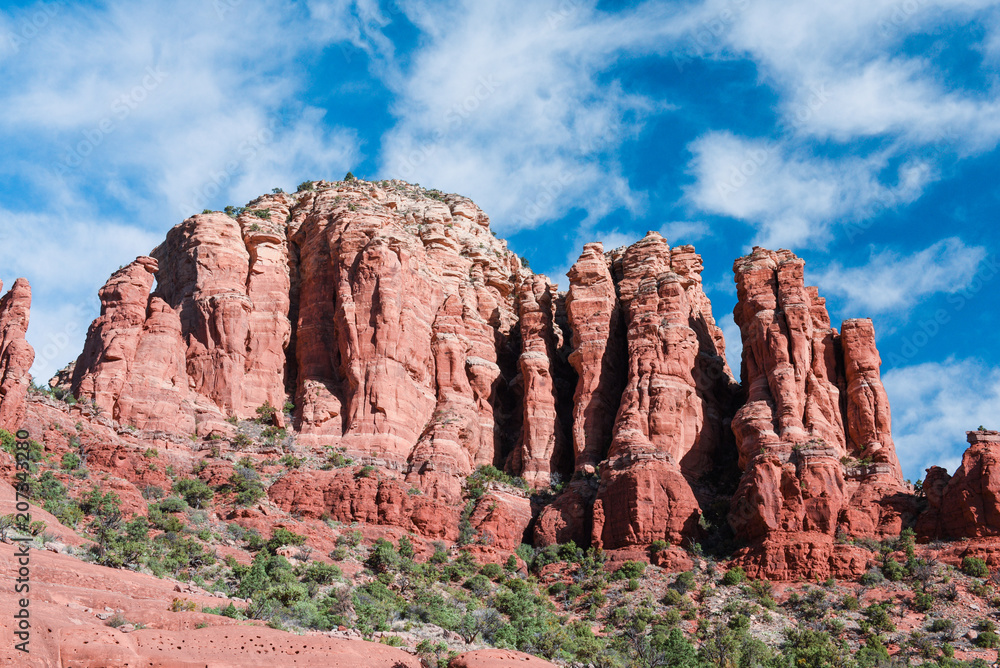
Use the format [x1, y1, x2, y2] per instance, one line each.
[70, 183, 527, 503]
[534, 233, 738, 549]
[591, 234, 738, 550]
[728, 248, 909, 579]
[0, 278, 34, 431]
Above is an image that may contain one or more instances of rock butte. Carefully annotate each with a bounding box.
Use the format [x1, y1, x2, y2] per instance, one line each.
[1, 178, 999, 662]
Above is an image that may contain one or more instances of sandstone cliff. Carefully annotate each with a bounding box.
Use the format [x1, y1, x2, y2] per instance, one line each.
[51, 182, 926, 580]
[0, 278, 34, 431]
[918, 430, 1000, 540]
[728, 248, 911, 579]
[71, 183, 527, 501]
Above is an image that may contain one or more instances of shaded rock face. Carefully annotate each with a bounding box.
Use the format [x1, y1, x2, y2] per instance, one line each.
[917, 431, 1000, 540]
[728, 248, 909, 579]
[0, 278, 34, 431]
[536, 233, 739, 550]
[511, 276, 575, 488]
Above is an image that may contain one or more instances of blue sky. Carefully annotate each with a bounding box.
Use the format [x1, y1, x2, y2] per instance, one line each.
[0, 0, 998, 481]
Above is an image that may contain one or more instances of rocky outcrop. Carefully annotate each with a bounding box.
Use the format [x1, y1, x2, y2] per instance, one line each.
[267, 468, 459, 540]
[72, 183, 526, 495]
[64, 183, 923, 568]
[591, 234, 737, 550]
[728, 247, 908, 578]
[511, 276, 573, 488]
[530, 233, 738, 550]
[0, 278, 34, 431]
[468, 489, 533, 550]
[918, 430, 1000, 540]
[563, 243, 625, 475]
[72, 258, 159, 417]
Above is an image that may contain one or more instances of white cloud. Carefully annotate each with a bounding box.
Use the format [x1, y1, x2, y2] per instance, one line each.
[884, 358, 1000, 480]
[0, 208, 163, 382]
[811, 238, 989, 313]
[685, 131, 934, 247]
[718, 313, 742, 376]
[378, 0, 696, 232]
[679, 1, 1000, 245]
[660, 220, 709, 243]
[692, 0, 1000, 149]
[0, 0, 362, 219]
[0, 0, 371, 380]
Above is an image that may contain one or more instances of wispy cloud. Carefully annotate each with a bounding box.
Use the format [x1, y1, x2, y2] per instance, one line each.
[379, 0, 696, 232]
[884, 358, 1000, 480]
[681, 1, 1000, 246]
[685, 131, 934, 247]
[811, 237, 989, 313]
[0, 0, 367, 378]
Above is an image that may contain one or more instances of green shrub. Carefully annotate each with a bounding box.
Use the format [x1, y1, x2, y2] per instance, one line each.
[930, 618, 956, 637]
[225, 466, 265, 506]
[912, 591, 935, 612]
[863, 603, 896, 632]
[336, 530, 363, 547]
[721, 566, 747, 586]
[266, 528, 306, 554]
[859, 568, 886, 585]
[480, 563, 503, 580]
[975, 631, 1000, 648]
[158, 497, 187, 513]
[672, 571, 696, 594]
[397, 536, 415, 559]
[173, 478, 213, 509]
[61, 452, 82, 470]
[963, 556, 990, 578]
[30, 471, 66, 503]
[613, 560, 646, 581]
[882, 559, 905, 582]
[278, 454, 302, 469]
[254, 402, 277, 424]
[0, 430, 44, 462]
[365, 539, 399, 574]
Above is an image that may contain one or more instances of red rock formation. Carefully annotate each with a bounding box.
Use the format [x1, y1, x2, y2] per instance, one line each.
[512, 275, 569, 488]
[533, 478, 597, 547]
[0, 542, 422, 668]
[918, 430, 1000, 540]
[534, 234, 736, 550]
[72, 183, 524, 491]
[267, 468, 460, 540]
[729, 247, 908, 578]
[449, 649, 559, 668]
[72, 258, 159, 416]
[841, 319, 900, 471]
[564, 242, 625, 474]
[0, 278, 34, 431]
[588, 233, 737, 550]
[64, 184, 918, 567]
[467, 489, 532, 550]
